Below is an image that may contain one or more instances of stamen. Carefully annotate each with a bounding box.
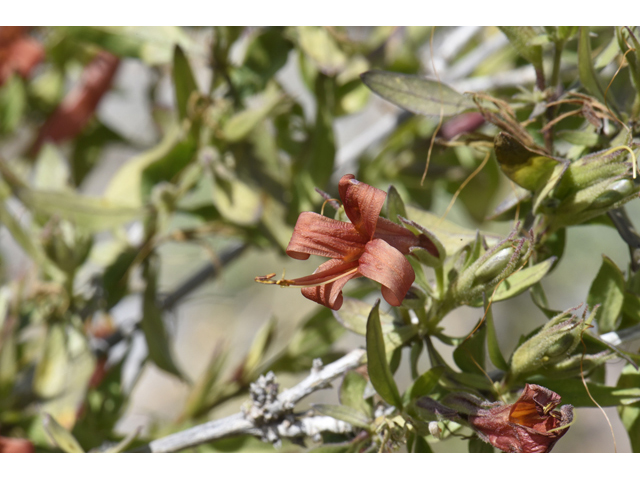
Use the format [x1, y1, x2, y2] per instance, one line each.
[254, 266, 359, 289]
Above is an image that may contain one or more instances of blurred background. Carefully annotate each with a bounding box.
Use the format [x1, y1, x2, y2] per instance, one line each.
[0, 26, 638, 452]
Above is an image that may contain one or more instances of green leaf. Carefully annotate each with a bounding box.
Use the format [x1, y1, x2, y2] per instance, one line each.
[404, 206, 501, 256]
[386, 185, 407, 225]
[405, 366, 445, 401]
[43, 413, 84, 453]
[243, 317, 277, 378]
[141, 255, 182, 378]
[469, 436, 494, 453]
[312, 404, 370, 430]
[578, 27, 608, 105]
[469, 256, 556, 307]
[494, 132, 565, 192]
[366, 300, 402, 409]
[340, 371, 372, 417]
[485, 299, 509, 371]
[333, 298, 417, 352]
[296, 26, 347, 75]
[542, 378, 640, 407]
[172, 45, 199, 122]
[182, 345, 229, 419]
[222, 83, 282, 142]
[18, 190, 142, 233]
[587, 255, 625, 333]
[34, 144, 70, 192]
[361, 70, 475, 117]
[453, 318, 486, 375]
[617, 363, 640, 452]
[499, 27, 543, 71]
[105, 427, 141, 453]
[413, 435, 433, 453]
[0, 74, 26, 133]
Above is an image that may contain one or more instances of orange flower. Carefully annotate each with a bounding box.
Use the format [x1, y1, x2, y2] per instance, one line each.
[256, 174, 438, 310]
[468, 384, 573, 453]
[32, 51, 120, 154]
[0, 27, 44, 86]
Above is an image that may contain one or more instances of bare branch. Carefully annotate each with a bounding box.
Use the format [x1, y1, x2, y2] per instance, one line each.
[136, 349, 365, 453]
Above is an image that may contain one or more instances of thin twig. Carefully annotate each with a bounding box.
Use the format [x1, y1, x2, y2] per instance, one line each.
[136, 349, 366, 453]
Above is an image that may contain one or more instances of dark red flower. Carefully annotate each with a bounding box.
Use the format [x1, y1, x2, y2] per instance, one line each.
[256, 174, 438, 310]
[468, 384, 573, 453]
[32, 51, 120, 154]
[0, 26, 44, 86]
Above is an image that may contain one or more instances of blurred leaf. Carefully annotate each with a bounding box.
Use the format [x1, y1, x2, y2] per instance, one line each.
[296, 26, 347, 75]
[469, 256, 556, 307]
[498, 27, 543, 71]
[494, 132, 565, 192]
[34, 144, 70, 191]
[542, 378, 640, 407]
[19, 190, 142, 233]
[587, 255, 624, 333]
[312, 404, 370, 430]
[182, 345, 228, 419]
[469, 436, 494, 453]
[413, 435, 433, 453]
[33, 323, 68, 399]
[0, 75, 26, 133]
[243, 317, 277, 378]
[105, 427, 141, 453]
[618, 363, 640, 452]
[223, 83, 282, 142]
[334, 298, 417, 352]
[141, 255, 182, 379]
[340, 371, 372, 417]
[453, 318, 486, 375]
[361, 70, 475, 117]
[172, 45, 199, 122]
[405, 366, 445, 401]
[102, 246, 138, 309]
[71, 122, 125, 185]
[578, 27, 607, 105]
[43, 413, 84, 453]
[0, 289, 17, 398]
[237, 27, 293, 94]
[366, 300, 402, 409]
[206, 170, 263, 226]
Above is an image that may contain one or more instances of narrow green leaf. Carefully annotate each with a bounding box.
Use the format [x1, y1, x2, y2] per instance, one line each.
[578, 27, 608, 105]
[105, 427, 141, 453]
[172, 45, 199, 121]
[469, 436, 494, 453]
[366, 300, 402, 409]
[182, 345, 229, 419]
[410, 341, 423, 380]
[222, 83, 282, 142]
[312, 404, 370, 430]
[413, 435, 433, 453]
[484, 298, 509, 371]
[587, 255, 625, 333]
[499, 27, 543, 71]
[469, 256, 556, 307]
[243, 317, 277, 378]
[43, 413, 84, 453]
[361, 70, 475, 117]
[453, 318, 486, 374]
[141, 255, 182, 378]
[296, 26, 347, 75]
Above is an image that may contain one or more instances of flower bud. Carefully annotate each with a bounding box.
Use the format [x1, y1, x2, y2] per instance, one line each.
[509, 308, 592, 380]
[473, 247, 514, 283]
[589, 179, 634, 209]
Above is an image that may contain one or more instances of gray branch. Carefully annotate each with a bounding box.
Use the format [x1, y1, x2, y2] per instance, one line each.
[137, 348, 365, 453]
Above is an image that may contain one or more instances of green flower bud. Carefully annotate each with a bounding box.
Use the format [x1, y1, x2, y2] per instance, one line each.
[589, 179, 634, 209]
[509, 308, 593, 381]
[538, 351, 614, 379]
[474, 247, 515, 283]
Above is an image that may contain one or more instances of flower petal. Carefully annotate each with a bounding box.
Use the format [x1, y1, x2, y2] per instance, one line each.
[286, 212, 368, 261]
[339, 174, 386, 239]
[357, 238, 415, 306]
[300, 259, 361, 310]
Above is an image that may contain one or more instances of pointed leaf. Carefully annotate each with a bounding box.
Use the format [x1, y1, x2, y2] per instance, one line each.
[617, 363, 640, 452]
[141, 255, 182, 378]
[578, 27, 607, 105]
[543, 378, 640, 407]
[587, 255, 625, 333]
[43, 413, 84, 453]
[405, 366, 445, 401]
[222, 83, 282, 142]
[105, 427, 141, 453]
[361, 70, 475, 117]
[499, 27, 543, 71]
[484, 298, 509, 371]
[453, 318, 486, 374]
[243, 317, 277, 378]
[366, 300, 402, 409]
[340, 371, 372, 417]
[172, 45, 199, 121]
[386, 185, 407, 225]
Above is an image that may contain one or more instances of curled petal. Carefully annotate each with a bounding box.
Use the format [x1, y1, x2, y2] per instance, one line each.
[339, 174, 386, 239]
[358, 238, 415, 306]
[286, 212, 368, 261]
[300, 259, 361, 310]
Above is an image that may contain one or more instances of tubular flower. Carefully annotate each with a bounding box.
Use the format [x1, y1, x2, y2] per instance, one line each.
[256, 174, 438, 310]
[468, 384, 574, 453]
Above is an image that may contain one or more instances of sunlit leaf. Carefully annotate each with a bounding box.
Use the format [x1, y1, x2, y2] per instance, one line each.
[498, 27, 543, 71]
[587, 255, 625, 333]
[172, 45, 199, 122]
[43, 413, 84, 453]
[361, 70, 475, 117]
